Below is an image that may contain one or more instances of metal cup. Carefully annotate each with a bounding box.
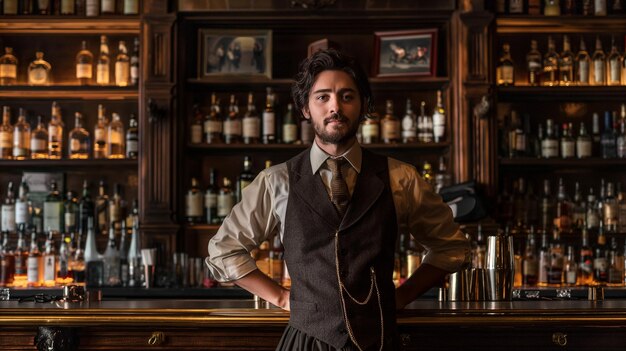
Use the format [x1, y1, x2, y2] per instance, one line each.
[448, 269, 471, 301]
[485, 234, 514, 300]
[470, 268, 487, 301]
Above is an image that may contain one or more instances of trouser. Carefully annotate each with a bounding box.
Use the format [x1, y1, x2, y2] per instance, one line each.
[276, 324, 398, 351]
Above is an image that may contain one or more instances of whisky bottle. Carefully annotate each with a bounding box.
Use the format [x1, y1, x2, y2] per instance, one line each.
[108, 183, 125, 232]
[576, 122, 592, 158]
[591, 36, 607, 86]
[541, 119, 559, 158]
[526, 39, 542, 86]
[361, 110, 380, 144]
[44, 180, 63, 233]
[78, 180, 94, 237]
[204, 168, 218, 224]
[76, 41, 94, 85]
[607, 37, 622, 86]
[603, 182, 619, 234]
[496, 43, 515, 86]
[579, 226, 594, 285]
[537, 230, 549, 286]
[575, 37, 591, 85]
[127, 220, 141, 287]
[587, 187, 601, 232]
[401, 98, 417, 143]
[84, 217, 104, 287]
[0, 232, 14, 287]
[205, 93, 223, 144]
[100, 0, 115, 14]
[0, 47, 18, 86]
[262, 87, 276, 144]
[56, 233, 73, 285]
[71, 227, 86, 284]
[123, 0, 139, 15]
[96, 35, 111, 85]
[433, 90, 446, 143]
[68, 112, 90, 159]
[508, 0, 525, 13]
[601, 111, 617, 158]
[242, 92, 260, 144]
[95, 180, 109, 235]
[543, 0, 561, 15]
[12, 108, 30, 160]
[28, 51, 51, 86]
[559, 35, 574, 86]
[417, 101, 433, 143]
[217, 177, 235, 222]
[48, 101, 64, 159]
[13, 226, 28, 287]
[594, 224, 609, 284]
[130, 37, 139, 86]
[224, 94, 242, 144]
[118, 221, 129, 286]
[85, 0, 98, 16]
[595, 0, 608, 15]
[560, 122, 575, 158]
[185, 178, 204, 224]
[3, 0, 18, 14]
[102, 226, 120, 286]
[94, 104, 108, 159]
[114, 41, 130, 87]
[36, 0, 51, 14]
[607, 237, 624, 286]
[540, 179, 555, 232]
[64, 191, 79, 234]
[617, 110, 626, 158]
[190, 104, 203, 144]
[60, 0, 75, 15]
[126, 113, 138, 159]
[15, 180, 30, 229]
[107, 112, 125, 158]
[26, 231, 43, 287]
[31, 115, 48, 159]
[563, 245, 578, 286]
[282, 103, 298, 144]
[0, 106, 13, 160]
[434, 156, 452, 193]
[1, 182, 15, 233]
[543, 36, 559, 86]
[381, 100, 400, 144]
[237, 156, 255, 203]
[41, 231, 56, 287]
[571, 182, 587, 230]
[555, 178, 572, 232]
[547, 228, 564, 286]
[522, 227, 538, 286]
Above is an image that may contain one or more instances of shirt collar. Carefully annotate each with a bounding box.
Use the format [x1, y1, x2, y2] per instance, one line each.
[310, 140, 362, 175]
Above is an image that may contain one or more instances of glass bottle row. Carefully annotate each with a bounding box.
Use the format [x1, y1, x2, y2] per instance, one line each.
[0, 0, 139, 16]
[496, 0, 625, 16]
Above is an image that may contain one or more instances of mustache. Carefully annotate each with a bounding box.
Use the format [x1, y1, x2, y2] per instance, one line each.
[324, 112, 349, 124]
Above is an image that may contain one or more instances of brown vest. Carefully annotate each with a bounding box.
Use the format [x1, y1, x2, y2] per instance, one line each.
[284, 148, 398, 350]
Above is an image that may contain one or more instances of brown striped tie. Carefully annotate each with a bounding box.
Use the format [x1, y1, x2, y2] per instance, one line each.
[327, 157, 350, 217]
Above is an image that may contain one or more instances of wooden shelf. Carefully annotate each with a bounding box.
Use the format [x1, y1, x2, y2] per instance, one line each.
[185, 223, 220, 231]
[187, 142, 451, 151]
[0, 86, 139, 100]
[0, 17, 140, 34]
[499, 157, 626, 168]
[497, 15, 626, 33]
[0, 158, 138, 169]
[497, 85, 626, 102]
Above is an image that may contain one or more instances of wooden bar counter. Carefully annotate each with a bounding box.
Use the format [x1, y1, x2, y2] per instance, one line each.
[2, 297, 626, 350]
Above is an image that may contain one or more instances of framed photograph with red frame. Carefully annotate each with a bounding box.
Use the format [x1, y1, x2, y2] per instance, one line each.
[373, 29, 437, 78]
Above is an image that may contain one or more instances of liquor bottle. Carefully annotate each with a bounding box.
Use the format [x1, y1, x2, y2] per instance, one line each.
[527, 39, 542, 86]
[618, 107, 626, 158]
[108, 183, 125, 232]
[237, 156, 255, 203]
[85, 0, 98, 16]
[130, 37, 139, 86]
[126, 113, 138, 159]
[607, 37, 622, 86]
[300, 113, 314, 145]
[601, 111, 617, 158]
[507, 110, 523, 157]
[84, 217, 104, 287]
[555, 178, 572, 233]
[405, 235, 422, 278]
[433, 91, 446, 143]
[608, 236, 624, 285]
[269, 233, 284, 284]
[262, 87, 276, 144]
[13, 226, 28, 287]
[60, 0, 75, 14]
[114, 41, 130, 87]
[381, 100, 401, 143]
[594, 224, 609, 284]
[571, 182, 586, 230]
[205, 169, 218, 225]
[118, 221, 129, 286]
[591, 36, 607, 86]
[96, 35, 111, 85]
[190, 104, 203, 144]
[586, 187, 601, 232]
[604, 182, 619, 234]
[94, 104, 108, 159]
[560, 122, 575, 158]
[56, 233, 73, 285]
[578, 226, 594, 286]
[434, 156, 452, 194]
[543, 36, 559, 86]
[217, 177, 235, 222]
[107, 112, 125, 158]
[547, 228, 564, 286]
[361, 110, 381, 144]
[27, 51, 51, 86]
[48, 101, 63, 159]
[242, 92, 261, 144]
[282, 103, 298, 144]
[537, 230, 550, 286]
[401, 98, 417, 143]
[541, 119, 559, 158]
[509, 0, 525, 13]
[224, 94, 242, 144]
[102, 226, 120, 286]
[68, 112, 90, 159]
[15, 180, 30, 229]
[576, 37, 591, 85]
[71, 228, 85, 284]
[576, 122, 592, 158]
[559, 35, 574, 86]
[26, 231, 43, 287]
[562, 245, 578, 286]
[101, 0, 115, 14]
[12, 108, 30, 160]
[44, 180, 63, 233]
[522, 226, 538, 286]
[41, 231, 56, 287]
[185, 178, 204, 224]
[78, 180, 93, 237]
[614, 0, 626, 13]
[540, 179, 555, 233]
[0, 232, 14, 287]
[561, 0, 577, 14]
[0, 106, 13, 160]
[3, 0, 18, 14]
[127, 220, 142, 287]
[543, 0, 561, 15]
[95, 180, 109, 235]
[0, 47, 18, 86]
[124, 0, 139, 14]
[64, 191, 79, 234]
[1, 182, 15, 233]
[496, 43, 515, 86]
[25, 114, 46, 161]
[205, 93, 223, 144]
[595, 0, 608, 15]
[75, 41, 94, 86]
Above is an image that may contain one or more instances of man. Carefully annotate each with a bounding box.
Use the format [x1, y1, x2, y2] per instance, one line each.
[207, 49, 469, 351]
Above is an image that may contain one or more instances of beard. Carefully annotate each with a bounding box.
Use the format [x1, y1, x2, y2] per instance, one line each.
[313, 112, 360, 144]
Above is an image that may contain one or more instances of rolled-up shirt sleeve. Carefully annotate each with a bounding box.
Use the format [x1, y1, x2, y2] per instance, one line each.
[390, 160, 470, 273]
[206, 169, 279, 282]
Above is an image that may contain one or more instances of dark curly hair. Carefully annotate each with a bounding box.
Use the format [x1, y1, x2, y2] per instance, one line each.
[291, 49, 372, 117]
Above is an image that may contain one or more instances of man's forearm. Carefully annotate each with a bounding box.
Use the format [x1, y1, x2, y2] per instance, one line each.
[233, 269, 290, 310]
[395, 263, 448, 309]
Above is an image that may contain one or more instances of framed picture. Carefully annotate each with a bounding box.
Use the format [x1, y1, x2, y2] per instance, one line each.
[373, 29, 437, 77]
[198, 29, 272, 79]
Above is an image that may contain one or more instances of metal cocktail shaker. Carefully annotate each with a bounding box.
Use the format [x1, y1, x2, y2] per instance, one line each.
[485, 233, 514, 300]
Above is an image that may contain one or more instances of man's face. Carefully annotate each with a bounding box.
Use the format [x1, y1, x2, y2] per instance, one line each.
[302, 70, 363, 145]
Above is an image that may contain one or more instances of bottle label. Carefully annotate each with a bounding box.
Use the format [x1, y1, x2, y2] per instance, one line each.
[283, 124, 298, 143]
[242, 118, 260, 139]
[300, 121, 314, 144]
[565, 270, 577, 284]
[204, 120, 222, 134]
[115, 61, 130, 86]
[594, 257, 608, 272]
[109, 130, 123, 145]
[561, 140, 575, 158]
[1, 205, 16, 232]
[65, 212, 76, 228]
[76, 63, 93, 79]
[70, 138, 81, 152]
[515, 133, 526, 152]
[224, 119, 242, 136]
[541, 139, 559, 157]
[509, 0, 523, 12]
[186, 193, 203, 217]
[43, 255, 56, 282]
[95, 128, 106, 143]
[594, 61, 605, 84]
[500, 66, 514, 82]
[101, 0, 115, 12]
[28, 68, 48, 85]
[123, 0, 138, 14]
[205, 192, 217, 208]
[126, 140, 138, 154]
[0, 132, 11, 148]
[262, 112, 275, 137]
[31, 138, 46, 152]
[0, 64, 16, 79]
[361, 124, 379, 140]
[618, 203, 626, 233]
[61, 0, 75, 14]
[43, 202, 62, 232]
[576, 140, 592, 158]
[96, 64, 110, 84]
[13, 131, 27, 149]
[15, 201, 29, 224]
[217, 194, 235, 217]
[191, 125, 202, 144]
[382, 120, 400, 141]
[130, 66, 139, 82]
[578, 61, 589, 84]
[3, 0, 18, 14]
[522, 258, 538, 277]
[27, 256, 40, 283]
[48, 126, 58, 140]
[609, 59, 620, 83]
[86, 0, 98, 16]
